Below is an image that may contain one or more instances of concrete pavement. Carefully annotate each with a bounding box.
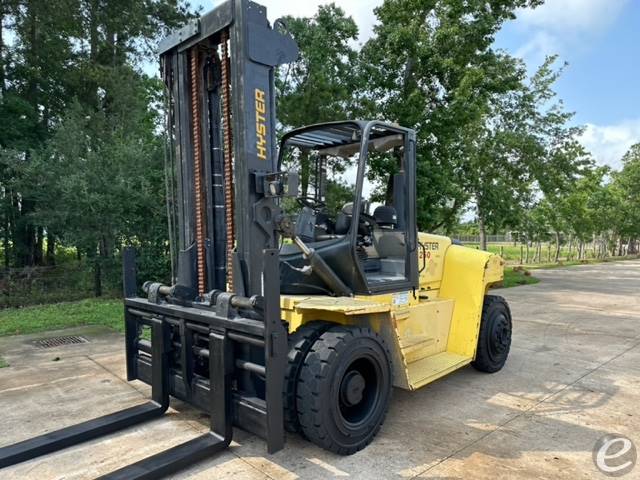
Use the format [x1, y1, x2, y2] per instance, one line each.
[1, 260, 639, 479]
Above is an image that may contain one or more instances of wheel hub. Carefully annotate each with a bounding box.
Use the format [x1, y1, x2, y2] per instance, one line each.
[340, 370, 366, 406]
[491, 315, 510, 354]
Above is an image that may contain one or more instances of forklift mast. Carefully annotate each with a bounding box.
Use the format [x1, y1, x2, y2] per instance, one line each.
[160, 0, 298, 298]
[0, 2, 299, 478]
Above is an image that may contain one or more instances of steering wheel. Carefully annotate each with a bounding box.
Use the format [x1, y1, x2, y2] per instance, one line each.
[296, 196, 326, 211]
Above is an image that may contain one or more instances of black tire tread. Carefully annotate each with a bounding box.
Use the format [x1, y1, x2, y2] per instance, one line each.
[283, 321, 332, 433]
[296, 325, 392, 455]
[472, 295, 512, 373]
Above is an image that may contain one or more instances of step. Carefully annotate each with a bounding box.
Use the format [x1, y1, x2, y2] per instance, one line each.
[405, 351, 471, 390]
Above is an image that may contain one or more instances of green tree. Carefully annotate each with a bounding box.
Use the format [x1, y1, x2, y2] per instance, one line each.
[1, 0, 191, 298]
[276, 4, 360, 195]
[359, 0, 542, 232]
[277, 3, 359, 128]
[554, 167, 609, 260]
[0, 0, 81, 266]
[17, 71, 168, 295]
[465, 57, 592, 250]
[612, 143, 640, 253]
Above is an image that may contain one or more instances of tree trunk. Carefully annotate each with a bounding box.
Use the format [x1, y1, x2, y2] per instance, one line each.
[34, 226, 44, 265]
[0, 2, 5, 98]
[92, 240, 106, 297]
[628, 238, 638, 255]
[14, 208, 36, 267]
[568, 236, 573, 260]
[46, 232, 56, 265]
[554, 232, 561, 262]
[525, 241, 530, 263]
[93, 259, 102, 297]
[12, 4, 40, 268]
[89, 0, 99, 63]
[2, 211, 9, 268]
[478, 214, 487, 251]
[2, 234, 7, 268]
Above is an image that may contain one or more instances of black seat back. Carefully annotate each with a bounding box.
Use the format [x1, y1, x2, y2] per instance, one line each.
[335, 213, 351, 234]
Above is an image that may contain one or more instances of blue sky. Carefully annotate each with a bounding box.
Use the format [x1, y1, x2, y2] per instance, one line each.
[196, 0, 639, 169]
[494, 0, 640, 168]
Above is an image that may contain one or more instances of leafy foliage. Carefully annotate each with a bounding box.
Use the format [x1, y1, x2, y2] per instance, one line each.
[277, 4, 359, 129]
[0, 0, 191, 296]
[358, 0, 543, 231]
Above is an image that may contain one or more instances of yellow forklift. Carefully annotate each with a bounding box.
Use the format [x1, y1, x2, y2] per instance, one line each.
[0, 0, 511, 477]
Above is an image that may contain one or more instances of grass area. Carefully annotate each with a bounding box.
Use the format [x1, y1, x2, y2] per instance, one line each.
[525, 254, 640, 270]
[501, 266, 540, 288]
[0, 298, 124, 337]
[0, 356, 8, 368]
[497, 255, 638, 288]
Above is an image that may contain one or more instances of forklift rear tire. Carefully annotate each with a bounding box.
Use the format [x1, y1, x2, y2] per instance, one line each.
[284, 321, 332, 433]
[472, 295, 512, 373]
[296, 325, 392, 455]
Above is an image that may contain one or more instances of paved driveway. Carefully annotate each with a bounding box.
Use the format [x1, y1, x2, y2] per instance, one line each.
[1, 260, 639, 479]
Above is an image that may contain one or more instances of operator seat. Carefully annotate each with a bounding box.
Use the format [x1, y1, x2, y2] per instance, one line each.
[369, 206, 406, 282]
[372, 206, 406, 258]
[373, 205, 398, 229]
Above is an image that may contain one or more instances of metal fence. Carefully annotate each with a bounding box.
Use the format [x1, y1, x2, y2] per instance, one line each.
[453, 234, 514, 244]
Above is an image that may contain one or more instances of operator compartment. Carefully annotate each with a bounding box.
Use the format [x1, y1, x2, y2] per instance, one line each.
[278, 121, 418, 296]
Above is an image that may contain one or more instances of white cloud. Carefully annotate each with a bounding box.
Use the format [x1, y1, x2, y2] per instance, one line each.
[580, 119, 640, 169]
[510, 0, 630, 68]
[514, 30, 558, 61]
[516, 0, 629, 33]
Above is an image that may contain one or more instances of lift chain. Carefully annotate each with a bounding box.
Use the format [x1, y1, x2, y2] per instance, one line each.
[190, 47, 207, 297]
[220, 29, 235, 290]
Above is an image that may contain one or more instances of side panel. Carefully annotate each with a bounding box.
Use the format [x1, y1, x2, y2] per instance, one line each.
[391, 299, 454, 389]
[394, 300, 453, 364]
[439, 245, 494, 358]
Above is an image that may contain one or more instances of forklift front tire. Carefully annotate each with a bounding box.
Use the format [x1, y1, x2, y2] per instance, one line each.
[284, 321, 332, 434]
[472, 295, 512, 373]
[296, 325, 392, 455]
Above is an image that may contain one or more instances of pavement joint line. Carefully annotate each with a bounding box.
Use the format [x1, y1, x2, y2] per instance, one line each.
[232, 454, 284, 480]
[0, 373, 95, 394]
[513, 322, 639, 341]
[408, 335, 640, 479]
[508, 303, 640, 319]
[551, 304, 640, 318]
